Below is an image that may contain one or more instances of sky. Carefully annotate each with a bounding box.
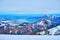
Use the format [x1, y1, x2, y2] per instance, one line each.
[0, 0, 60, 14]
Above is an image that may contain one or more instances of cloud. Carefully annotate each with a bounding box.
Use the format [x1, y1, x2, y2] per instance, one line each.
[0, 0, 60, 14]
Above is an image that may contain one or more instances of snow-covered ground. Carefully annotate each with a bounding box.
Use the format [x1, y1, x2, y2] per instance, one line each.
[0, 35, 60, 40]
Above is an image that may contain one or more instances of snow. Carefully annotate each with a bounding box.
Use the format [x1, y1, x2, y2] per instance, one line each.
[0, 35, 60, 40]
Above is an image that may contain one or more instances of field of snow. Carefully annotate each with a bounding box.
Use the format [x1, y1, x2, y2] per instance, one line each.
[0, 35, 60, 40]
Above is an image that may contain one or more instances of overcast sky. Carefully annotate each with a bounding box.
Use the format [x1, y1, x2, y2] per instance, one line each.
[0, 0, 60, 14]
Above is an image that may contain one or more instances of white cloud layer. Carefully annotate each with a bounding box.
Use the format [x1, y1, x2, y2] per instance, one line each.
[0, 0, 60, 14]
